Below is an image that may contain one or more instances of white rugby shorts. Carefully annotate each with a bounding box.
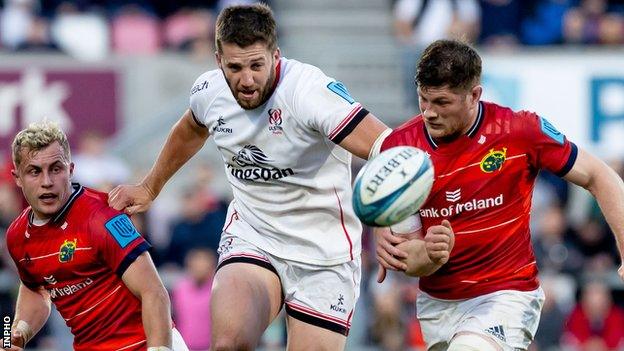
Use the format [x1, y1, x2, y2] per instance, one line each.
[216, 231, 361, 336]
[416, 288, 545, 351]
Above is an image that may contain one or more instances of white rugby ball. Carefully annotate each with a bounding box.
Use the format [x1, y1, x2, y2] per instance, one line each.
[352, 146, 434, 227]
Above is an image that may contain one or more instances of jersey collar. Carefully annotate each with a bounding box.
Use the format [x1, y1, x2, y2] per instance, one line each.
[270, 58, 282, 92]
[28, 183, 84, 227]
[424, 101, 484, 149]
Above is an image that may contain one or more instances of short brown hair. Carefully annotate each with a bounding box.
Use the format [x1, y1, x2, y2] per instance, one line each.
[416, 40, 482, 92]
[12, 122, 71, 168]
[215, 3, 277, 53]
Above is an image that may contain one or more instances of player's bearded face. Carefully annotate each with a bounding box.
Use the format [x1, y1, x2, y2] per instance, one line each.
[12, 141, 74, 220]
[218, 42, 280, 110]
[418, 85, 481, 141]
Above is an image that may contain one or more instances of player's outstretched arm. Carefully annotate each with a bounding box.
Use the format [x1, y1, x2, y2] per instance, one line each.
[122, 252, 173, 349]
[338, 113, 390, 160]
[563, 148, 624, 281]
[6, 283, 51, 350]
[109, 109, 209, 215]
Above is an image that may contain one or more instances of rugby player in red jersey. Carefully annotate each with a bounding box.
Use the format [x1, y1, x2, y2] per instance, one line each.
[4, 123, 188, 351]
[374, 40, 624, 351]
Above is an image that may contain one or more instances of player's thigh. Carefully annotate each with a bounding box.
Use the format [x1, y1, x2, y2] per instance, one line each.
[286, 315, 346, 351]
[211, 262, 282, 333]
[447, 332, 503, 351]
[211, 232, 284, 349]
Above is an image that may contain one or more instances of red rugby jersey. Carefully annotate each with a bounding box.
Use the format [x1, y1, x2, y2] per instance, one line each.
[381, 101, 577, 299]
[7, 184, 151, 351]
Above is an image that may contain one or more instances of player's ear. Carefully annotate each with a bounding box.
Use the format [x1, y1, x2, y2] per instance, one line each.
[69, 162, 75, 178]
[470, 85, 482, 106]
[273, 47, 281, 61]
[11, 168, 22, 188]
[215, 51, 222, 69]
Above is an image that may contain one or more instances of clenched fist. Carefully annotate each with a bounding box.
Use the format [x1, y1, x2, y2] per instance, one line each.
[424, 220, 454, 265]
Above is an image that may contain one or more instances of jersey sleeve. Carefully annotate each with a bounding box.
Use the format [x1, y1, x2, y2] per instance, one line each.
[189, 71, 221, 129]
[89, 207, 151, 277]
[290, 66, 369, 144]
[5, 222, 40, 290]
[517, 111, 578, 177]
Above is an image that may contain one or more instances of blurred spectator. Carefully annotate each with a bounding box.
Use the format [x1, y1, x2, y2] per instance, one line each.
[0, 0, 37, 49]
[532, 203, 585, 275]
[50, 3, 110, 60]
[368, 272, 408, 351]
[521, 0, 573, 45]
[393, 0, 480, 114]
[111, 4, 161, 55]
[479, 0, 523, 48]
[163, 184, 227, 267]
[563, 0, 624, 45]
[533, 274, 570, 351]
[163, 8, 214, 58]
[15, 16, 59, 51]
[172, 248, 216, 351]
[571, 218, 620, 274]
[562, 279, 624, 350]
[72, 130, 131, 191]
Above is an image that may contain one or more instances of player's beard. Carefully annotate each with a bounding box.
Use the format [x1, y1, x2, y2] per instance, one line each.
[226, 62, 277, 110]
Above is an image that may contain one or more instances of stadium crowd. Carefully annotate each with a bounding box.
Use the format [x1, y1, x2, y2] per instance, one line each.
[1, 0, 624, 351]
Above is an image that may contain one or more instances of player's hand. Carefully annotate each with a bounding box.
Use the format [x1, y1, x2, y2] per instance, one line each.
[3, 330, 25, 350]
[424, 220, 454, 265]
[374, 227, 409, 283]
[108, 183, 156, 215]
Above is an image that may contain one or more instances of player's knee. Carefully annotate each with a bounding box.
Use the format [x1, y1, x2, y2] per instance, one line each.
[211, 332, 257, 351]
[447, 333, 503, 351]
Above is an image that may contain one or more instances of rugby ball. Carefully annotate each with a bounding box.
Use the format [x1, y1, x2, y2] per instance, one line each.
[352, 146, 434, 227]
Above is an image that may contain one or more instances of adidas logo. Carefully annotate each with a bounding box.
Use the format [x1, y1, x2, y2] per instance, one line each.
[485, 325, 506, 342]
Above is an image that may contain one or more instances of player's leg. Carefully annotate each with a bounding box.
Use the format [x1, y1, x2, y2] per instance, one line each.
[210, 230, 284, 351]
[210, 262, 282, 350]
[285, 316, 346, 351]
[447, 332, 503, 351]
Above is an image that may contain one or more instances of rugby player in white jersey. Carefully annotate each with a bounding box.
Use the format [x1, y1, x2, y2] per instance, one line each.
[109, 3, 390, 350]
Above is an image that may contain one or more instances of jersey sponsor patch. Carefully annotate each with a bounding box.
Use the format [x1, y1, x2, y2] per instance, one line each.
[327, 81, 355, 104]
[105, 214, 140, 248]
[539, 116, 564, 144]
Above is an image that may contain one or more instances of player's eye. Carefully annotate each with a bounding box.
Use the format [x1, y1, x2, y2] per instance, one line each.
[28, 168, 40, 176]
[251, 63, 263, 70]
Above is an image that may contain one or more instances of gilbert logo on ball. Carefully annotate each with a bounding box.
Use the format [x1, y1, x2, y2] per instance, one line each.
[353, 146, 434, 227]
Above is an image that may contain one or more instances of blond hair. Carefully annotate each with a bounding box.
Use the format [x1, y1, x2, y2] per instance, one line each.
[12, 122, 71, 167]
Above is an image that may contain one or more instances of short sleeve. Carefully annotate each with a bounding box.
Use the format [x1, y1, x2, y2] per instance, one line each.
[6, 225, 40, 290]
[189, 72, 216, 128]
[89, 207, 151, 277]
[518, 112, 578, 177]
[291, 66, 369, 144]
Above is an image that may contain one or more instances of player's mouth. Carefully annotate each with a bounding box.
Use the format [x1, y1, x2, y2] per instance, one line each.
[238, 89, 258, 101]
[426, 121, 445, 129]
[39, 193, 58, 204]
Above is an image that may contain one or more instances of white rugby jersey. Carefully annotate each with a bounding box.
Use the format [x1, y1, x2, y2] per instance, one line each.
[189, 57, 368, 265]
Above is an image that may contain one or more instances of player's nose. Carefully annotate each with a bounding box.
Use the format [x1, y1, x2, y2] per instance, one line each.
[422, 109, 437, 119]
[240, 70, 254, 87]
